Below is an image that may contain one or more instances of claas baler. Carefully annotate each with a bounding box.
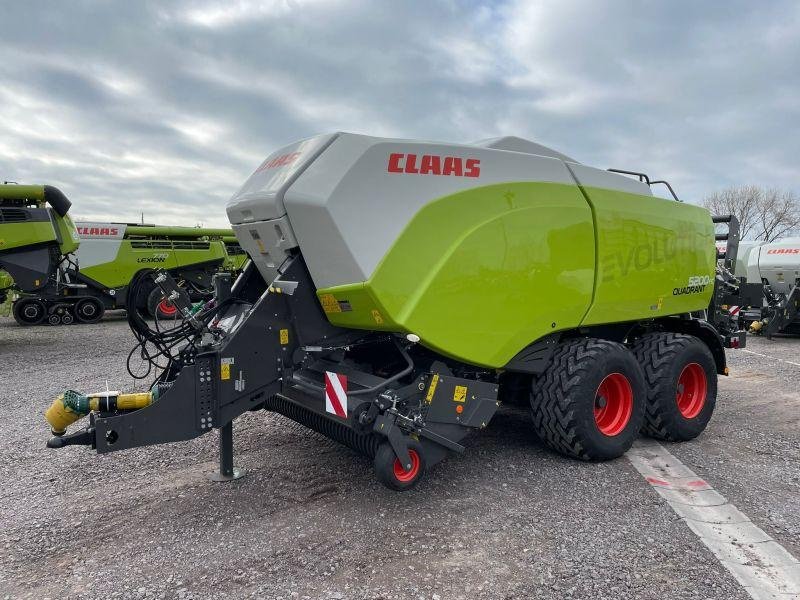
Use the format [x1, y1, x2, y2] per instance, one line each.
[46, 133, 744, 489]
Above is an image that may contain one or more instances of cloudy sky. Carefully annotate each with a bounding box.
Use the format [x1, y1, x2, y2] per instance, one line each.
[1, 1, 797, 227]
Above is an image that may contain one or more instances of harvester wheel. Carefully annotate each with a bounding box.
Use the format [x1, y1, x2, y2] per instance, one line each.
[630, 333, 716, 441]
[530, 338, 645, 461]
[12, 298, 46, 326]
[147, 287, 188, 319]
[74, 298, 105, 324]
[374, 440, 426, 491]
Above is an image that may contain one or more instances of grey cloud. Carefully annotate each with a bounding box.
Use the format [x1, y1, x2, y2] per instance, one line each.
[0, 0, 796, 226]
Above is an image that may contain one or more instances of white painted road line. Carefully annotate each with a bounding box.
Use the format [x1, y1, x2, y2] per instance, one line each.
[741, 349, 800, 368]
[627, 439, 800, 599]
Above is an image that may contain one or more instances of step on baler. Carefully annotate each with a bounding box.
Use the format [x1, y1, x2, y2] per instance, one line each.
[46, 134, 746, 489]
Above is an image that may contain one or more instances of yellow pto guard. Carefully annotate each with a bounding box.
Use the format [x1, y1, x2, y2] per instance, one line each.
[46, 390, 153, 436]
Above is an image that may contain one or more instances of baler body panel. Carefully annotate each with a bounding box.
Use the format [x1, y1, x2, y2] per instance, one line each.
[227, 133, 339, 224]
[315, 183, 715, 367]
[282, 135, 585, 290]
[318, 181, 596, 367]
[579, 186, 716, 327]
[227, 133, 715, 368]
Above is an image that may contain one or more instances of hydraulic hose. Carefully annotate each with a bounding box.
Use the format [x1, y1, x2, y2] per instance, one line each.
[289, 339, 414, 399]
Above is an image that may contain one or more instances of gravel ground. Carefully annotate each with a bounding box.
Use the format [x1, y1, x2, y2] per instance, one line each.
[0, 316, 797, 599]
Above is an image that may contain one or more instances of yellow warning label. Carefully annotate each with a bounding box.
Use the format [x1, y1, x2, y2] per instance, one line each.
[320, 294, 341, 313]
[221, 363, 231, 380]
[425, 374, 440, 404]
[453, 385, 467, 403]
[279, 328, 289, 345]
[371, 309, 384, 325]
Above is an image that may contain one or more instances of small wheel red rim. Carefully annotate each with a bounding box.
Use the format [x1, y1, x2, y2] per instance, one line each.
[158, 298, 178, 316]
[676, 362, 707, 419]
[393, 449, 420, 483]
[594, 373, 633, 436]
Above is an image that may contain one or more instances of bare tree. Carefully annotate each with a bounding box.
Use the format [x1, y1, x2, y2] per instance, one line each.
[703, 185, 800, 242]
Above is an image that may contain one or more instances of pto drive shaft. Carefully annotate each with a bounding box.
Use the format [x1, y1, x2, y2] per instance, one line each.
[45, 389, 154, 437]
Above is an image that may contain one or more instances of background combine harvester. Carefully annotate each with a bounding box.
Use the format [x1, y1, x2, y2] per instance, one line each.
[4, 213, 247, 325]
[0, 183, 80, 313]
[47, 133, 748, 490]
[70, 222, 248, 322]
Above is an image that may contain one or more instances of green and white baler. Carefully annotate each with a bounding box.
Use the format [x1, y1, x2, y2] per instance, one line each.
[46, 134, 746, 489]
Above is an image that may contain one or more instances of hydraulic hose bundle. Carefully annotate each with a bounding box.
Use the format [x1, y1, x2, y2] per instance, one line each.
[125, 269, 205, 381]
[125, 269, 245, 382]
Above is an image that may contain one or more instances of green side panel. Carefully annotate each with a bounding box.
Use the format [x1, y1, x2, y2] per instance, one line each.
[316, 281, 402, 330]
[319, 182, 596, 367]
[80, 240, 228, 289]
[0, 221, 57, 252]
[580, 186, 716, 325]
[56, 214, 80, 255]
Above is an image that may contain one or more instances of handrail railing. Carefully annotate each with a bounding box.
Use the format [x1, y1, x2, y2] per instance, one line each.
[607, 169, 681, 202]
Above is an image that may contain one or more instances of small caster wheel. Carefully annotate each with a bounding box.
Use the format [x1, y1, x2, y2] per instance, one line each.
[48, 314, 61, 326]
[61, 312, 74, 325]
[373, 440, 426, 491]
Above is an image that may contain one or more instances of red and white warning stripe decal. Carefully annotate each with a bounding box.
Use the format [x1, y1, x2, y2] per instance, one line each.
[729, 305, 740, 316]
[324, 371, 347, 418]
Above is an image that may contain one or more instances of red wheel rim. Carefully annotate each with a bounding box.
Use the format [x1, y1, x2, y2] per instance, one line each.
[594, 373, 633, 436]
[158, 298, 178, 316]
[676, 363, 707, 419]
[393, 449, 420, 483]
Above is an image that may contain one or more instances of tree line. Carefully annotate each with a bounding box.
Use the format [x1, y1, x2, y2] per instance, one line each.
[703, 185, 800, 242]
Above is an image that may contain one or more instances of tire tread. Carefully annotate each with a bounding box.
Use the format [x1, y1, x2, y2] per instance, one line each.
[531, 338, 639, 460]
[630, 332, 708, 441]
